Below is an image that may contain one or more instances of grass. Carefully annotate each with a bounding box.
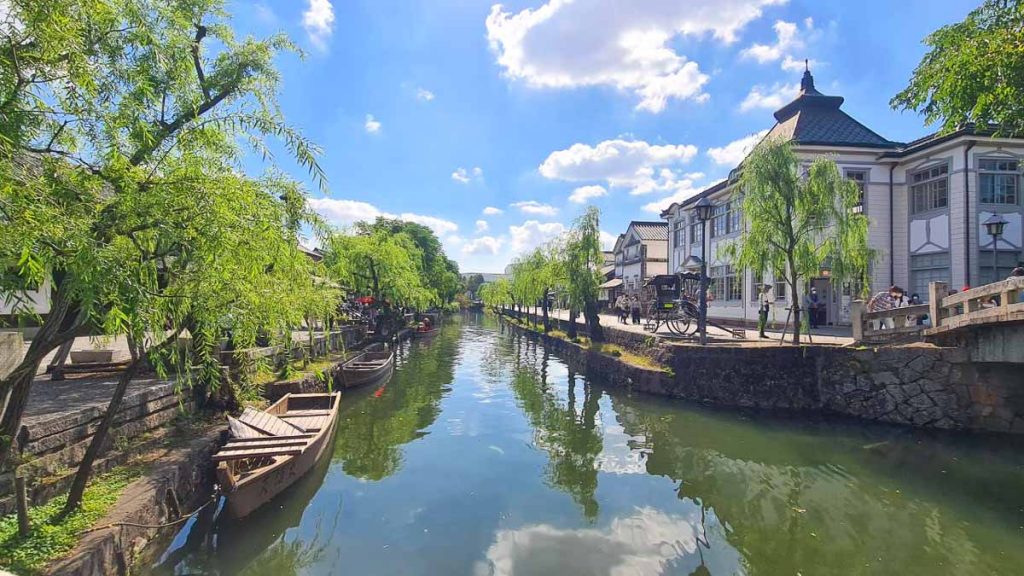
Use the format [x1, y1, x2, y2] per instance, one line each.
[0, 465, 145, 575]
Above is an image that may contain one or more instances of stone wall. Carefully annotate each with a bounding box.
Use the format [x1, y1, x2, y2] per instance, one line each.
[0, 331, 23, 379]
[502, 316, 1024, 434]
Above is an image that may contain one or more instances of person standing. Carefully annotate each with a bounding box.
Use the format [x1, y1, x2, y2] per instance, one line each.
[804, 287, 822, 329]
[615, 293, 628, 324]
[758, 284, 772, 339]
[630, 295, 642, 325]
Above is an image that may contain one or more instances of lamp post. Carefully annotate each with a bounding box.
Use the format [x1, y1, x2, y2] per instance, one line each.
[693, 197, 714, 345]
[983, 213, 1008, 284]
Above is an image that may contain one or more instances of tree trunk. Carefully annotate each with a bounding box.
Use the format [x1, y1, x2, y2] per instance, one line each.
[584, 299, 604, 342]
[0, 287, 83, 471]
[63, 330, 181, 514]
[541, 289, 551, 333]
[789, 279, 801, 345]
[567, 308, 578, 339]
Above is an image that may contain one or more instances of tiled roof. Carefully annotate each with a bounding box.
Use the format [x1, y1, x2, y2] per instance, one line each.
[629, 221, 667, 241]
[766, 69, 898, 149]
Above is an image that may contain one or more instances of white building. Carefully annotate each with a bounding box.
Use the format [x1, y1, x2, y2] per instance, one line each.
[662, 68, 1024, 327]
[613, 221, 668, 296]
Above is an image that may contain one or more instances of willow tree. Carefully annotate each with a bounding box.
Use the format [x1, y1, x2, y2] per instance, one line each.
[479, 278, 512, 311]
[892, 0, 1024, 135]
[724, 138, 872, 344]
[563, 207, 605, 341]
[0, 0, 324, 471]
[323, 230, 434, 310]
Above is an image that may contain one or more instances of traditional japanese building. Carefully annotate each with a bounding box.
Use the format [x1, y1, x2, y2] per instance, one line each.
[613, 221, 669, 296]
[661, 67, 1024, 326]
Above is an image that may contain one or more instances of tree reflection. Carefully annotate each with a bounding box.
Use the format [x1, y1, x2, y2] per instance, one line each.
[505, 335, 603, 521]
[332, 326, 460, 480]
[609, 394, 1024, 575]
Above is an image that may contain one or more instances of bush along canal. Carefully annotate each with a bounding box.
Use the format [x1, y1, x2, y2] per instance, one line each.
[145, 314, 1024, 575]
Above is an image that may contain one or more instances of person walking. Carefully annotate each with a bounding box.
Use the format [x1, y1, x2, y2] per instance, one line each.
[630, 295, 642, 325]
[614, 293, 628, 324]
[758, 284, 772, 339]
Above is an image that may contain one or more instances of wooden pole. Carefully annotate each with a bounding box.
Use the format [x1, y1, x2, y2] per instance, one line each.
[15, 475, 30, 536]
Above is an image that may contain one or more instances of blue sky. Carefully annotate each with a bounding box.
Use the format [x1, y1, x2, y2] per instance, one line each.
[234, 0, 977, 273]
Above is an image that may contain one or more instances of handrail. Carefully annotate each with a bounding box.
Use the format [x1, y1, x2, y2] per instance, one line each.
[850, 301, 929, 343]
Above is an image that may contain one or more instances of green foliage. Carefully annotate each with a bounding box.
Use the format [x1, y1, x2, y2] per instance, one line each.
[723, 138, 872, 343]
[323, 229, 435, 309]
[0, 465, 143, 574]
[892, 0, 1024, 135]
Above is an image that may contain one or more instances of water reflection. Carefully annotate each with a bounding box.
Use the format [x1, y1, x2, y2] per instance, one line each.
[148, 315, 1024, 576]
[505, 336, 603, 520]
[331, 325, 461, 480]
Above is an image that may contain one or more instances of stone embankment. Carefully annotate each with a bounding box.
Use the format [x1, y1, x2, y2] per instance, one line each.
[504, 312, 1023, 434]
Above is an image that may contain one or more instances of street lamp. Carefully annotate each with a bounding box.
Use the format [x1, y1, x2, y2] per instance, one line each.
[693, 197, 714, 345]
[983, 213, 1009, 284]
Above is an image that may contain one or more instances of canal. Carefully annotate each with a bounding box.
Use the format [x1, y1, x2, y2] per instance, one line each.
[150, 314, 1024, 575]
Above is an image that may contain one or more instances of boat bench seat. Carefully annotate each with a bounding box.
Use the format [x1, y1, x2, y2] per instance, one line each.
[278, 415, 329, 433]
[213, 445, 303, 462]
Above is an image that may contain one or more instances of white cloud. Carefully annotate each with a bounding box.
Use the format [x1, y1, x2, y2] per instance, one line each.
[475, 220, 489, 233]
[640, 179, 710, 214]
[707, 129, 769, 166]
[307, 198, 458, 236]
[511, 201, 559, 217]
[741, 20, 798, 63]
[739, 82, 799, 112]
[599, 230, 617, 251]
[463, 236, 503, 256]
[452, 166, 483, 184]
[483, 206, 504, 216]
[485, 0, 784, 113]
[568, 185, 608, 204]
[539, 139, 699, 197]
[302, 0, 334, 52]
[254, 2, 277, 25]
[416, 87, 435, 101]
[364, 114, 381, 134]
[482, 508, 701, 576]
[510, 220, 566, 253]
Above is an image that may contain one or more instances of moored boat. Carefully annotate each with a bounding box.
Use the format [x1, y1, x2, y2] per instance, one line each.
[411, 327, 439, 338]
[339, 348, 394, 388]
[215, 392, 341, 518]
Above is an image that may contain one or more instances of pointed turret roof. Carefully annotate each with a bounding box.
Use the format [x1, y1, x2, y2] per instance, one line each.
[765, 65, 898, 149]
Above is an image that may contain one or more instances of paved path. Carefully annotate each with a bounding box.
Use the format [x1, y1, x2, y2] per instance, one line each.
[23, 375, 166, 425]
[543, 308, 854, 347]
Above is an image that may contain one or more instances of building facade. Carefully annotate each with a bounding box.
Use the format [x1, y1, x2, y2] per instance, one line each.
[662, 69, 1024, 326]
[614, 221, 669, 296]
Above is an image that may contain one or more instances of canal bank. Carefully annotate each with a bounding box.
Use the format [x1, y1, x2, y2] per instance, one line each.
[501, 311, 1024, 434]
[141, 314, 1024, 576]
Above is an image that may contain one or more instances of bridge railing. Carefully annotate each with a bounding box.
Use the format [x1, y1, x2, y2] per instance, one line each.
[850, 302, 930, 343]
[925, 278, 1024, 335]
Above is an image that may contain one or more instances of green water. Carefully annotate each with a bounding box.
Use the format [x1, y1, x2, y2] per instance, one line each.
[150, 315, 1024, 575]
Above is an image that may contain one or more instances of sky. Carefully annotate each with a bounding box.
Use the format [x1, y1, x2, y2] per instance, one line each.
[232, 0, 979, 273]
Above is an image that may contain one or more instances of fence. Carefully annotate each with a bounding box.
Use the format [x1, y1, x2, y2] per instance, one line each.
[851, 278, 1024, 343]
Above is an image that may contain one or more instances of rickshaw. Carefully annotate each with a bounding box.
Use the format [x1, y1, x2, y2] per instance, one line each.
[641, 274, 700, 335]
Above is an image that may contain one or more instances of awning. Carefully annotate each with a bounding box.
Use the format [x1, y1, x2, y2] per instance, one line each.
[599, 278, 623, 289]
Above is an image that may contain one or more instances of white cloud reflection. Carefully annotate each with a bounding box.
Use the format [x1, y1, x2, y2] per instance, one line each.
[476, 507, 698, 575]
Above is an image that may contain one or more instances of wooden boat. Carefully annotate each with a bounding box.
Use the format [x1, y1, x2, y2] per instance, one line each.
[339, 348, 394, 388]
[214, 392, 341, 518]
[411, 327, 439, 339]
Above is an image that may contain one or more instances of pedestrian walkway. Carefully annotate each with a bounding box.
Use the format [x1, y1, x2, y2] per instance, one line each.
[544, 308, 854, 346]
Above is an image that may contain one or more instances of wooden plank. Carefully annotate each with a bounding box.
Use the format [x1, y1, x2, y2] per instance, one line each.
[212, 446, 302, 461]
[238, 407, 303, 436]
[223, 440, 308, 450]
[283, 410, 334, 417]
[226, 434, 314, 443]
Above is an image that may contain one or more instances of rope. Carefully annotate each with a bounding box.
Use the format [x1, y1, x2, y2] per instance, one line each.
[79, 489, 220, 535]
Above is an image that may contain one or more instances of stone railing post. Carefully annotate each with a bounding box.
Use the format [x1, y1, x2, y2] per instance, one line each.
[929, 281, 947, 328]
[850, 300, 865, 342]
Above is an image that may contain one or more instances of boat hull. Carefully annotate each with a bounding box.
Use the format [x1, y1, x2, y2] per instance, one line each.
[218, 393, 340, 518]
[340, 350, 394, 388]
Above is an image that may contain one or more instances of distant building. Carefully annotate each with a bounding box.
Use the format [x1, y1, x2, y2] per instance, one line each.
[661, 67, 1024, 326]
[462, 272, 507, 284]
[613, 221, 668, 296]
